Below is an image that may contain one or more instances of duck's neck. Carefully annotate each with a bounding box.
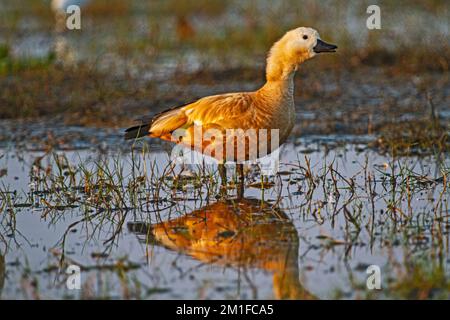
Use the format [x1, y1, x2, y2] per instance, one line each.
[258, 48, 298, 99]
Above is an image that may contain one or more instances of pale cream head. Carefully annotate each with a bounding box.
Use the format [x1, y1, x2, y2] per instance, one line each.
[266, 27, 337, 81]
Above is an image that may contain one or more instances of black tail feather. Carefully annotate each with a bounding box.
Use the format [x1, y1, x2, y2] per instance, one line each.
[124, 124, 151, 140]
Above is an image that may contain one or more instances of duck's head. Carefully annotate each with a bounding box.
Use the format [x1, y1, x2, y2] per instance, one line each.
[266, 27, 337, 80]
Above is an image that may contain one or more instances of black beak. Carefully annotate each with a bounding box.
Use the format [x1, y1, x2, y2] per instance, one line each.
[313, 39, 337, 53]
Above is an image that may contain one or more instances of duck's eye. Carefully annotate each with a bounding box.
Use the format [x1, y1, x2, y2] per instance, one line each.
[302, 35, 308, 40]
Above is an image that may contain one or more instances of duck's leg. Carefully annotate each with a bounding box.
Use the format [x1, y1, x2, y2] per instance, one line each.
[236, 163, 244, 199]
[218, 163, 227, 192]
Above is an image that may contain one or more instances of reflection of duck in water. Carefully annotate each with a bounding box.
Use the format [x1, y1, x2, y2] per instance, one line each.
[128, 198, 315, 299]
[0, 253, 4, 298]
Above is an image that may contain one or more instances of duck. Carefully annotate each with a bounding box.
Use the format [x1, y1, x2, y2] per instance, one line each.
[125, 27, 337, 189]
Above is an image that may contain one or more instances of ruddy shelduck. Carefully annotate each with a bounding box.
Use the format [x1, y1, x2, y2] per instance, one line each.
[125, 27, 337, 189]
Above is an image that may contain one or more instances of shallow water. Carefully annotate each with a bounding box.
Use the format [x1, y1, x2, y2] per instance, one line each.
[0, 136, 448, 299]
